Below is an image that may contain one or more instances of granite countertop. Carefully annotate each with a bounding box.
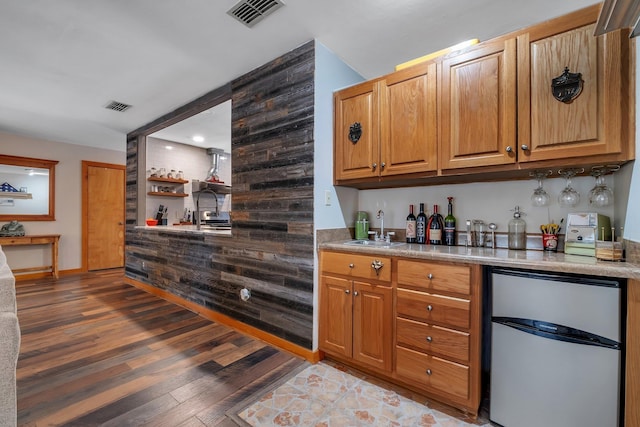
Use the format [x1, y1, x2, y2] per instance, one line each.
[320, 240, 640, 280]
[136, 225, 232, 236]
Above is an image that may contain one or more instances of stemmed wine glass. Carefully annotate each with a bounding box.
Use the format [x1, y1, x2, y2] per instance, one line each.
[530, 170, 552, 207]
[589, 165, 619, 207]
[558, 168, 583, 207]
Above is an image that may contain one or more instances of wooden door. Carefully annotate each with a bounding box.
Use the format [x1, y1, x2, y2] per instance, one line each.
[318, 275, 352, 358]
[380, 62, 437, 177]
[440, 38, 517, 170]
[518, 20, 628, 162]
[333, 80, 380, 182]
[83, 161, 125, 270]
[352, 281, 392, 372]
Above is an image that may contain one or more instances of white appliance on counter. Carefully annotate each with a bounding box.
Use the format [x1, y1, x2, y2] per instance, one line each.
[490, 268, 624, 427]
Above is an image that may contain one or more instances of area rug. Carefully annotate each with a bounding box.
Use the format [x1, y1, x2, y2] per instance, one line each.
[227, 360, 492, 427]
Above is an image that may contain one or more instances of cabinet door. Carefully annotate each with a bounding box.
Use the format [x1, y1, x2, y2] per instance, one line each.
[440, 38, 517, 170]
[319, 276, 352, 358]
[334, 80, 380, 181]
[518, 22, 628, 162]
[352, 281, 392, 372]
[380, 62, 437, 176]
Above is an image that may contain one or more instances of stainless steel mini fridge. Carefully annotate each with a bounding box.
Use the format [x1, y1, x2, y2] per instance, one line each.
[490, 268, 624, 427]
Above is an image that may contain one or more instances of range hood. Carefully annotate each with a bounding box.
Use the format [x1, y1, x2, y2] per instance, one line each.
[194, 147, 231, 194]
[192, 180, 231, 194]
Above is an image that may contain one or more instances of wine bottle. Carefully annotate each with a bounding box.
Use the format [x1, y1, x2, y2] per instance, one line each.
[416, 203, 427, 244]
[406, 204, 417, 243]
[427, 204, 444, 245]
[444, 197, 456, 246]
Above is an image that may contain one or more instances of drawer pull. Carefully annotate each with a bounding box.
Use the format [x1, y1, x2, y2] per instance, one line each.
[371, 259, 384, 276]
[427, 305, 433, 312]
[349, 263, 354, 269]
[427, 273, 433, 280]
[426, 369, 432, 376]
[426, 336, 432, 342]
[345, 289, 350, 295]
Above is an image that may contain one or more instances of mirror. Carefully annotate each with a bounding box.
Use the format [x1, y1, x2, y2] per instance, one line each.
[0, 155, 58, 221]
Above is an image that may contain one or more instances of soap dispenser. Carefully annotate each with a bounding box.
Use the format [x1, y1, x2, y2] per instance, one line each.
[508, 206, 527, 250]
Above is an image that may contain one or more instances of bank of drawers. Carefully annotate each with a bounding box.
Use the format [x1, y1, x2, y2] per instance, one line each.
[395, 259, 474, 403]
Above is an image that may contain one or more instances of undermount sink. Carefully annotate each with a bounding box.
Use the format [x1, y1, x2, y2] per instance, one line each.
[344, 239, 404, 247]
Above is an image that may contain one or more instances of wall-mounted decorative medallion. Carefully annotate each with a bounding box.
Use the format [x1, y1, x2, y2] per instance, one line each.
[348, 122, 362, 144]
[551, 67, 583, 104]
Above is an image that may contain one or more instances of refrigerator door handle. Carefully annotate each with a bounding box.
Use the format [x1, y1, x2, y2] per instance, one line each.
[492, 316, 621, 350]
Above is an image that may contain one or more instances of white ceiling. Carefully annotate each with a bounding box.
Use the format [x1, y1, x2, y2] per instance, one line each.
[0, 0, 600, 153]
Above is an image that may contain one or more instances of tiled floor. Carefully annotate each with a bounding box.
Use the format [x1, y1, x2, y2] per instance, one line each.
[236, 360, 493, 427]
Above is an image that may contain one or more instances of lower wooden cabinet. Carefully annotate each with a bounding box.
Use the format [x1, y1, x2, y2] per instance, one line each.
[394, 259, 482, 414]
[319, 251, 393, 373]
[318, 251, 482, 414]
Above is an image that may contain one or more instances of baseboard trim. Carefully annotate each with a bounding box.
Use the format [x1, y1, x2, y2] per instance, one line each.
[124, 276, 321, 363]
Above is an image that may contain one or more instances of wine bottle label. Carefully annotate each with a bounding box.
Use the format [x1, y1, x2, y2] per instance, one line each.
[416, 222, 425, 238]
[430, 229, 442, 241]
[444, 227, 455, 245]
[406, 221, 416, 238]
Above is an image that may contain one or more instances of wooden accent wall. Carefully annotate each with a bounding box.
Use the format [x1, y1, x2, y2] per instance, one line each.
[125, 41, 315, 349]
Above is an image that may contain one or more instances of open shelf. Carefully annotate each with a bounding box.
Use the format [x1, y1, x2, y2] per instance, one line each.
[147, 192, 188, 198]
[147, 177, 189, 184]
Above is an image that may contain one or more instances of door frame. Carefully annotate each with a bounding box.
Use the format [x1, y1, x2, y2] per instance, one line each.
[82, 160, 126, 271]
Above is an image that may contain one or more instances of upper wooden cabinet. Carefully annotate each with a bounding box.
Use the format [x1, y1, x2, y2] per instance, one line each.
[333, 4, 634, 187]
[380, 63, 438, 177]
[334, 80, 379, 181]
[334, 63, 437, 183]
[517, 17, 631, 163]
[440, 38, 517, 170]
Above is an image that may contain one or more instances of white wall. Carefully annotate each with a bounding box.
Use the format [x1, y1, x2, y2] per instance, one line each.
[622, 41, 640, 243]
[0, 131, 124, 271]
[313, 41, 362, 231]
[358, 175, 618, 239]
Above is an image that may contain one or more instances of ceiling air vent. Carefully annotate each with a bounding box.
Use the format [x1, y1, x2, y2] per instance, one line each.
[227, 0, 284, 28]
[104, 100, 132, 112]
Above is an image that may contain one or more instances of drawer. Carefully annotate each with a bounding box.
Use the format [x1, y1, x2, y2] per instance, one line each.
[31, 237, 54, 244]
[397, 288, 470, 329]
[396, 317, 469, 363]
[396, 345, 469, 400]
[397, 259, 471, 295]
[321, 251, 391, 282]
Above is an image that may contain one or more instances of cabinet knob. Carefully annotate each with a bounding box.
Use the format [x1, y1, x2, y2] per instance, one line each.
[505, 146, 513, 153]
[427, 273, 433, 280]
[345, 289, 350, 294]
[354, 291, 359, 296]
[426, 369, 432, 376]
[426, 336, 432, 342]
[372, 163, 377, 170]
[381, 162, 386, 169]
[521, 144, 530, 151]
[427, 305, 433, 312]
[349, 263, 354, 269]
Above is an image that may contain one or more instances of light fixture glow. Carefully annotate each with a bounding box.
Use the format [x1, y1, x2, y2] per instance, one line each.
[192, 135, 205, 143]
[165, 145, 173, 150]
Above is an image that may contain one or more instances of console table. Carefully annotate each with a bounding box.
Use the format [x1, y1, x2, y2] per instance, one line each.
[0, 234, 60, 278]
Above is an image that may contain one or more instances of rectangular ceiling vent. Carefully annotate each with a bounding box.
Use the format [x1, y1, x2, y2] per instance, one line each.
[104, 100, 132, 112]
[227, 0, 284, 28]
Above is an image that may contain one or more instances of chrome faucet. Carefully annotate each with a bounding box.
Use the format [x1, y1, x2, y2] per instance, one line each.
[196, 189, 219, 230]
[377, 210, 384, 241]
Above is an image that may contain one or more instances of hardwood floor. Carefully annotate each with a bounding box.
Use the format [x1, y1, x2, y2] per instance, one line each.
[15, 269, 304, 427]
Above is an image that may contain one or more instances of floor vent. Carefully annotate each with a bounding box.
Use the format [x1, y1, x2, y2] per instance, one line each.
[227, 0, 284, 28]
[104, 100, 132, 112]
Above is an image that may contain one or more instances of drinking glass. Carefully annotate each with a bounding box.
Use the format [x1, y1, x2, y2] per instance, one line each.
[589, 165, 618, 207]
[558, 169, 582, 207]
[530, 170, 552, 207]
